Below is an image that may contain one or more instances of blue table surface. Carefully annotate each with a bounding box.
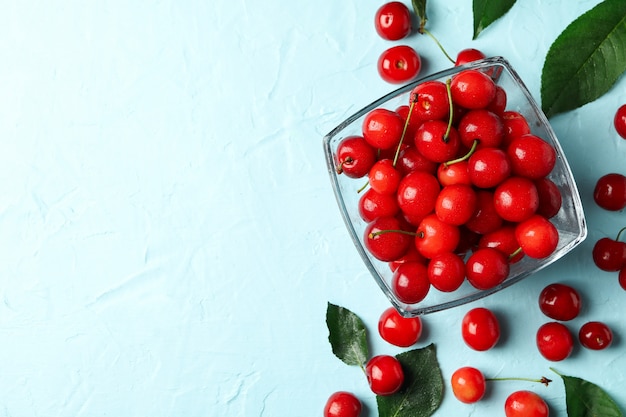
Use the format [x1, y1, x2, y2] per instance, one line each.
[1, 0, 625, 416]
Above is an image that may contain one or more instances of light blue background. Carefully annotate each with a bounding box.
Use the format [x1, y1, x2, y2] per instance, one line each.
[1, 0, 625, 416]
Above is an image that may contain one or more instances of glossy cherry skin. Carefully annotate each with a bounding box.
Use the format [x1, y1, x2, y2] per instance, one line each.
[392, 261, 431, 304]
[389, 243, 426, 272]
[614, 104, 626, 139]
[515, 214, 559, 259]
[468, 147, 512, 189]
[462, 307, 500, 351]
[465, 190, 504, 235]
[579, 321, 613, 350]
[409, 80, 450, 122]
[365, 355, 405, 396]
[378, 45, 422, 84]
[397, 170, 441, 220]
[506, 134, 556, 180]
[450, 69, 497, 109]
[374, 1, 412, 41]
[478, 225, 524, 263]
[504, 390, 549, 417]
[534, 177, 562, 218]
[450, 366, 486, 404]
[435, 184, 478, 226]
[358, 188, 399, 222]
[538, 283, 581, 321]
[336, 136, 377, 178]
[454, 48, 486, 66]
[364, 216, 412, 262]
[362, 108, 405, 150]
[415, 214, 461, 259]
[593, 173, 626, 211]
[591, 237, 626, 272]
[378, 306, 423, 347]
[437, 160, 471, 186]
[369, 159, 401, 195]
[458, 109, 504, 149]
[428, 252, 466, 292]
[396, 146, 437, 176]
[414, 120, 461, 163]
[536, 321, 574, 361]
[501, 111, 531, 147]
[466, 248, 510, 290]
[494, 176, 539, 223]
[324, 391, 362, 417]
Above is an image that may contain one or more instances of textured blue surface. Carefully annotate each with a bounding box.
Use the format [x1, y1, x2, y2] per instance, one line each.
[1, 1, 625, 416]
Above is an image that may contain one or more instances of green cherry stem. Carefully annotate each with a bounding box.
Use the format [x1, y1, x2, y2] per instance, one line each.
[509, 247, 523, 261]
[393, 92, 419, 167]
[487, 376, 552, 387]
[421, 28, 455, 64]
[614, 226, 626, 242]
[442, 78, 454, 142]
[443, 139, 479, 167]
[369, 229, 420, 239]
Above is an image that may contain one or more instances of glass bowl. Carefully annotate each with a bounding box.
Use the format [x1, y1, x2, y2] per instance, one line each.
[323, 56, 587, 316]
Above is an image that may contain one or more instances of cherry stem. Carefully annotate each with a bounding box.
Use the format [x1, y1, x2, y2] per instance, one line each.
[443, 139, 478, 167]
[357, 180, 369, 193]
[487, 376, 552, 387]
[422, 28, 455, 64]
[615, 226, 626, 242]
[442, 78, 454, 142]
[393, 93, 419, 167]
[509, 247, 523, 261]
[369, 229, 419, 239]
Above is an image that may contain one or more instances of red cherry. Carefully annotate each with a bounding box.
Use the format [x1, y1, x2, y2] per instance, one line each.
[324, 391, 362, 417]
[465, 190, 504, 235]
[369, 159, 401, 195]
[364, 216, 412, 261]
[614, 104, 626, 139]
[374, 1, 412, 41]
[515, 214, 559, 259]
[458, 109, 504, 149]
[536, 321, 573, 361]
[437, 160, 471, 186]
[392, 261, 431, 304]
[378, 45, 422, 84]
[450, 366, 486, 404]
[450, 69, 497, 110]
[468, 147, 512, 189]
[335, 135, 377, 178]
[578, 321, 613, 350]
[362, 108, 405, 150]
[409, 80, 450, 122]
[592, 234, 626, 272]
[365, 355, 404, 396]
[454, 48, 486, 66]
[435, 184, 478, 226]
[501, 111, 531, 147]
[389, 243, 426, 272]
[396, 170, 441, 220]
[461, 307, 500, 351]
[534, 177, 562, 218]
[538, 283, 581, 321]
[396, 146, 438, 176]
[414, 120, 461, 163]
[486, 85, 507, 115]
[427, 252, 466, 292]
[620, 266, 626, 290]
[415, 214, 461, 259]
[504, 390, 549, 417]
[506, 134, 556, 180]
[358, 188, 399, 222]
[466, 247, 510, 290]
[378, 306, 423, 347]
[593, 173, 626, 211]
[478, 225, 525, 263]
[494, 176, 539, 223]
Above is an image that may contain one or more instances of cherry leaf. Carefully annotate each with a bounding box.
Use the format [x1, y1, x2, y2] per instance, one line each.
[326, 302, 369, 367]
[472, 0, 517, 39]
[411, 0, 428, 33]
[376, 344, 443, 417]
[554, 370, 625, 417]
[541, 0, 626, 118]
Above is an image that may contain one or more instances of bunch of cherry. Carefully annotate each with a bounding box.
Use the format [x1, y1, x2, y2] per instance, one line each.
[591, 103, 626, 284]
[336, 65, 561, 307]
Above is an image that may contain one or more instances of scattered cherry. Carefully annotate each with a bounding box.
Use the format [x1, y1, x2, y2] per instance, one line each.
[378, 45, 422, 84]
[614, 104, 626, 139]
[374, 1, 412, 41]
[504, 390, 549, 417]
[454, 48, 486, 67]
[538, 283, 581, 321]
[593, 172, 626, 211]
[620, 266, 626, 290]
[365, 354, 405, 396]
[324, 391, 362, 417]
[536, 321, 574, 361]
[450, 366, 486, 404]
[591, 226, 626, 272]
[578, 321, 613, 350]
[461, 307, 500, 351]
[378, 306, 423, 347]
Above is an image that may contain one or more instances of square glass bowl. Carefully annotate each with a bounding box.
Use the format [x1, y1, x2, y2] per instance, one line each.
[323, 56, 587, 316]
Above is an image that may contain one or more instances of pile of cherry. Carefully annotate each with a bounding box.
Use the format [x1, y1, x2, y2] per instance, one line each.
[336, 66, 562, 306]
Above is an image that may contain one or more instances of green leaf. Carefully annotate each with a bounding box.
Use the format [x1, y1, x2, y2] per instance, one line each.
[472, 0, 517, 39]
[325, 302, 369, 367]
[541, 0, 626, 118]
[556, 371, 624, 417]
[377, 344, 443, 417]
[411, 0, 428, 33]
